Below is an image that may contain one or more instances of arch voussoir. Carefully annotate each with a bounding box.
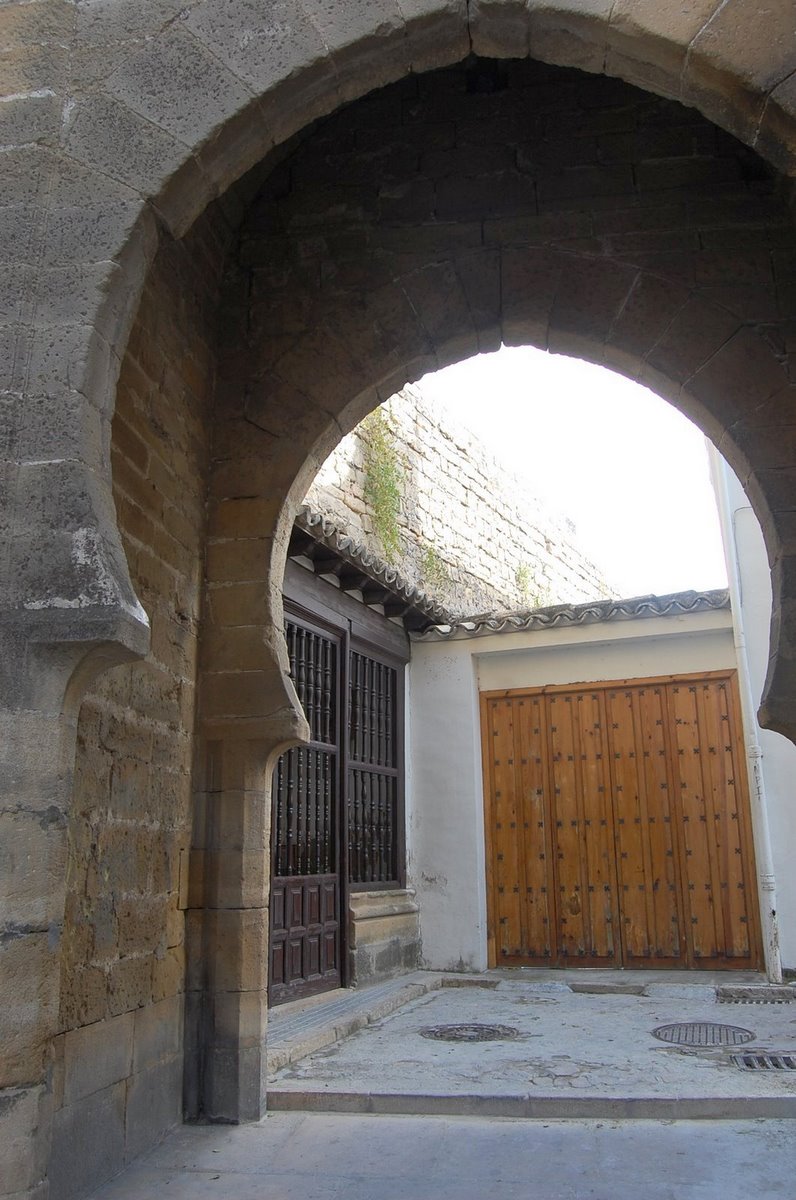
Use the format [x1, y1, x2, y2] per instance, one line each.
[547, 254, 639, 359]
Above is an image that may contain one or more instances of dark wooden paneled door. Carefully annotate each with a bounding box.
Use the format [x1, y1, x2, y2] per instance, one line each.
[482, 672, 763, 971]
[269, 620, 342, 1006]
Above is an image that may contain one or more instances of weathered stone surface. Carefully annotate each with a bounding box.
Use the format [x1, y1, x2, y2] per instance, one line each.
[606, 0, 720, 94]
[63, 92, 199, 207]
[124, 1056, 182, 1162]
[105, 26, 253, 149]
[49, 1082, 126, 1200]
[689, 0, 796, 95]
[61, 1012, 133, 1106]
[349, 888, 421, 987]
[0, 1084, 49, 1196]
[0, 932, 59, 1088]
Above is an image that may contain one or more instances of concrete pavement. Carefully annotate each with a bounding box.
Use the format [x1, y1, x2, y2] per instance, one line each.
[86, 972, 796, 1199]
[269, 973, 796, 1117]
[90, 1113, 795, 1199]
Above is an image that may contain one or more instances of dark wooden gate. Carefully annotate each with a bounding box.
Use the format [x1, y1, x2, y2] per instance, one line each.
[269, 619, 342, 1006]
[482, 672, 763, 970]
[269, 611, 406, 1006]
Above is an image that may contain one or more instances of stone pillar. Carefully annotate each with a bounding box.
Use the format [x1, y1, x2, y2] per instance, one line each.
[185, 395, 311, 1119]
[187, 708, 306, 1121]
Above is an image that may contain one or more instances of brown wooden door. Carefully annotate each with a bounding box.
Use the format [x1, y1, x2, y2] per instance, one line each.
[548, 689, 621, 964]
[482, 672, 762, 971]
[604, 683, 683, 966]
[269, 622, 343, 1006]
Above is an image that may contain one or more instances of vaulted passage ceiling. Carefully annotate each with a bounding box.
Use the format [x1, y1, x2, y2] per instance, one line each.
[207, 57, 796, 730]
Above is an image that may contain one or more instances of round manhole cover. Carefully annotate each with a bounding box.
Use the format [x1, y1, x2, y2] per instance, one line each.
[652, 1022, 755, 1047]
[419, 1023, 520, 1043]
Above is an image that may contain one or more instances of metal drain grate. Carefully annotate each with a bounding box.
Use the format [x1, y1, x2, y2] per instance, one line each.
[717, 987, 795, 1005]
[652, 1022, 755, 1047]
[731, 1052, 796, 1071]
[419, 1023, 519, 1043]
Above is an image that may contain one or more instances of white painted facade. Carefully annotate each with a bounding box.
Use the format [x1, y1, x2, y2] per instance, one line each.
[408, 606, 743, 973]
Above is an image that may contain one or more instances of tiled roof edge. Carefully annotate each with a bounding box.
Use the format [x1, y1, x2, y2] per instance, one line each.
[294, 504, 454, 623]
[410, 588, 731, 641]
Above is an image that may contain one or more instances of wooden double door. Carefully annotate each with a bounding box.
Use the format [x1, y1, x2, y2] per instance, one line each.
[269, 607, 406, 1006]
[482, 672, 763, 970]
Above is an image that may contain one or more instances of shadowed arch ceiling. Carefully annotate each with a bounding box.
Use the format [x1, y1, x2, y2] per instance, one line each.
[201, 55, 796, 733]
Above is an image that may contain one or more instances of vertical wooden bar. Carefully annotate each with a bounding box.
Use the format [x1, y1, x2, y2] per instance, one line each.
[516, 692, 554, 961]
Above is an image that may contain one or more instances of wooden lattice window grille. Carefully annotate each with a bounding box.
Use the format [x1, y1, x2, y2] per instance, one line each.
[272, 621, 338, 878]
[272, 619, 404, 888]
[348, 651, 401, 888]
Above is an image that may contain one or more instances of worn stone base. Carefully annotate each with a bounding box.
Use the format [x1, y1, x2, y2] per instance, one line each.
[348, 890, 421, 987]
[48, 997, 183, 1200]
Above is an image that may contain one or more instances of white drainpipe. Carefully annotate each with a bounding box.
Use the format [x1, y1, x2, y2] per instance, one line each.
[711, 450, 783, 983]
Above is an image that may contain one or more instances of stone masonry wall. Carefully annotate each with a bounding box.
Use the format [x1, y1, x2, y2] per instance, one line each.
[307, 386, 612, 616]
[50, 211, 228, 1200]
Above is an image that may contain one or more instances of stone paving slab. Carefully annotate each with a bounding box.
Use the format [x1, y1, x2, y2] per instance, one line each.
[88, 1114, 796, 1200]
[269, 976, 796, 1117]
[267, 972, 448, 1074]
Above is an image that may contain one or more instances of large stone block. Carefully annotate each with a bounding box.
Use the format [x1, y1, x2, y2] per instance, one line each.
[204, 907, 268, 994]
[48, 1081, 126, 1200]
[63, 91, 199, 208]
[0, 932, 59, 1089]
[0, 809, 67, 930]
[182, 0, 330, 96]
[0, 1084, 49, 1196]
[606, 0, 719, 91]
[0, 89, 61, 146]
[61, 1011, 133, 1106]
[124, 1055, 182, 1162]
[105, 26, 252, 151]
[133, 988, 183, 1075]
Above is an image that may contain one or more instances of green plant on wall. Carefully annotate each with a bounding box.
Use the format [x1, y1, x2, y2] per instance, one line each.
[515, 562, 552, 609]
[515, 562, 532, 600]
[361, 408, 404, 562]
[419, 543, 451, 593]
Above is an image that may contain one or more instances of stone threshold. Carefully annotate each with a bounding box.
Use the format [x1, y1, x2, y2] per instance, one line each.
[266, 1091, 796, 1120]
[267, 971, 449, 1075]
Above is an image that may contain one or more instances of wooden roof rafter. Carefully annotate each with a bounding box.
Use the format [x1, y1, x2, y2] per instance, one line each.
[288, 504, 452, 633]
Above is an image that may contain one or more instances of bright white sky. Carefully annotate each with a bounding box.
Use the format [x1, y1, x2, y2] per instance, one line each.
[418, 345, 728, 599]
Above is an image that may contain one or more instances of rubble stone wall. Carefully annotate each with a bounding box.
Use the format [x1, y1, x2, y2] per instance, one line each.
[307, 386, 613, 615]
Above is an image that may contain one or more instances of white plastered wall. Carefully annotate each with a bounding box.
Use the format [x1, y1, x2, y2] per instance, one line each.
[710, 452, 796, 972]
[408, 609, 739, 972]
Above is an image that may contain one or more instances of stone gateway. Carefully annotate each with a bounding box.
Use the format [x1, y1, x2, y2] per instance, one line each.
[3, 4, 796, 1199]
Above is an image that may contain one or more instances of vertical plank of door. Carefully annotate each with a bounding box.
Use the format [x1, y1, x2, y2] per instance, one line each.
[480, 694, 498, 968]
[695, 680, 737, 959]
[579, 689, 620, 963]
[667, 681, 722, 961]
[517, 693, 554, 961]
[724, 675, 764, 966]
[635, 684, 683, 962]
[696, 678, 758, 963]
[606, 686, 649, 963]
[490, 698, 525, 962]
[547, 693, 585, 961]
[548, 690, 618, 964]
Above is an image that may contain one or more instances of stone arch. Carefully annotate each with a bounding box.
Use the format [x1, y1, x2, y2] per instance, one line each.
[189, 59, 796, 1124]
[205, 56, 796, 739]
[9, 0, 796, 696]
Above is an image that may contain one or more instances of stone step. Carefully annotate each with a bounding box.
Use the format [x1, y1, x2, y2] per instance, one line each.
[266, 1089, 796, 1120]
